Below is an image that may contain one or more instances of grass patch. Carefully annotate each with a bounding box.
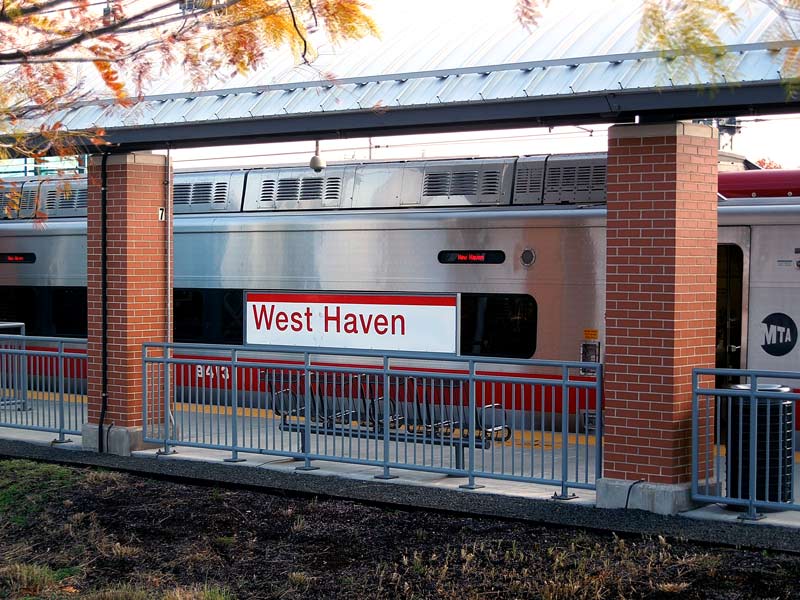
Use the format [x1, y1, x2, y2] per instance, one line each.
[83, 584, 149, 600]
[0, 459, 76, 526]
[164, 585, 235, 600]
[0, 563, 59, 596]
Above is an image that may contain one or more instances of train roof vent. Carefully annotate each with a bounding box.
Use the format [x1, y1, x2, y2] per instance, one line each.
[73, 188, 88, 209]
[543, 153, 607, 204]
[451, 171, 479, 195]
[212, 182, 228, 204]
[259, 179, 276, 204]
[172, 180, 231, 210]
[423, 170, 480, 196]
[21, 189, 36, 211]
[246, 167, 349, 210]
[190, 182, 213, 204]
[0, 186, 23, 218]
[44, 189, 58, 211]
[277, 178, 300, 202]
[481, 170, 501, 195]
[300, 177, 324, 201]
[324, 177, 342, 203]
[173, 183, 192, 205]
[423, 172, 452, 196]
[513, 156, 546, 204]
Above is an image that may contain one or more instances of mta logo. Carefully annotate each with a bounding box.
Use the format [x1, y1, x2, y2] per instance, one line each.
[761, 313, 798, 357]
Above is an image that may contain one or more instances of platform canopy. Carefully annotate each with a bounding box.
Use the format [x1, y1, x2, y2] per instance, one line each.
[16, 0, 800, 151]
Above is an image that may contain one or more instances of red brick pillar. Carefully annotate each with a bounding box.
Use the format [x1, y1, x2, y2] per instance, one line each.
[597, 122, 717, 514]
[82, 153, 172, 455]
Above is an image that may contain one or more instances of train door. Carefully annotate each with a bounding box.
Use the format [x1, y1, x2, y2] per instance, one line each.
[716, 227, 750, 385]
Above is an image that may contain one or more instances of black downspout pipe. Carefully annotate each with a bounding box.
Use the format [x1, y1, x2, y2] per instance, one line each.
[98, 153, 109, 453]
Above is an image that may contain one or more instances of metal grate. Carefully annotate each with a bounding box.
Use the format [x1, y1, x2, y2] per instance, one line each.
[260, 180, 276, 203]
[173, 181, 227, 206]
[514, 165, 545, 195]
[481, 170, 501, 195]
[190, 182, 213, 204]
[20, 190, 36, 211]
[45, 190, 58, 210]
[74, 188, 88, 208]
[451, 171, 479, 195]
[300, 178, 324, 201]
[324, 177, 342, 202]
[212, 182, 228, 204]
[173, 183, 192, 205]
[277, 179, 300, 202]
[424, 170, 480, 196]
[423, 172, 451, 196]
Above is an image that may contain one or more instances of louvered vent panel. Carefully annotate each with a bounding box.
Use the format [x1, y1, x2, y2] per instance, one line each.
[191, 182, 213, 204]
[515, 166, 544, 195]
[277, 179, 300, 202]
[0, 189, 22, 215]
[260, 180, 276, 203]
[324, 177, 342, 201]
[514, 168, 530, 194]
[21, 190, 36, 211]
[423, 172, 450, 196]
[45, 190, 59, 210]
[300, 178, 324, 201]
[212, 182, 228, 204]
[481, 170, 501, 195]
[173, 183, 192, 204]
[576, 166, 592, 190]
[74, 189, 88, 209]
[450, 171, 479, 195]
[592, 165, 607, 191]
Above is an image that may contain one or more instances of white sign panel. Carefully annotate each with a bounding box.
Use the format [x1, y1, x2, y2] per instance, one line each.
[245, 292, 457, 353]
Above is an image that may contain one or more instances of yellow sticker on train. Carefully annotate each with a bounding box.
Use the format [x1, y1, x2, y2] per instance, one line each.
[583, 329, 599, 341]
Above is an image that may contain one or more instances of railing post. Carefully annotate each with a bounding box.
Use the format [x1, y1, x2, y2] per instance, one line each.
[691, 369, 698, 500]
[460, 360, 483, 490]
[595, 364, 603, 482]
[742, 374, 762, 520]
[157, 344, 176, 456]
[375, 356, 397, 480]
[52, 341, 70, 444]
[20, 327, 28, 411]
[225, 348, 245, 462]
[296, 352, 318, 471]
[553, 364, 576, 500]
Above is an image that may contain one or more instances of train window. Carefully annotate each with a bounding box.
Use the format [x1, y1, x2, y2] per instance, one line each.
[0, 286, 86, 337]
[51, 288, 87, 337]
[460, 293, 537, 358]
[174, 289, 204, 343]
[174, 289, 244, 345]
[0, 287, 37, 334]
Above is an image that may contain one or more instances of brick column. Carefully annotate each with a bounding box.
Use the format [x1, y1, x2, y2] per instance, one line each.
[82, 153, 172, 455]
[597, 122, 717, 514]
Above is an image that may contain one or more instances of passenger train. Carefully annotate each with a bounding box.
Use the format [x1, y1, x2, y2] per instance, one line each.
[0, 152, 798, 424]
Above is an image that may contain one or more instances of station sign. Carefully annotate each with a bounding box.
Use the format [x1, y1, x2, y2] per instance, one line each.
[245, 292, 457, 353]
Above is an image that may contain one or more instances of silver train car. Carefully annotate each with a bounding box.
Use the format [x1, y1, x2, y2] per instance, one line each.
[0, 152, 799, 382]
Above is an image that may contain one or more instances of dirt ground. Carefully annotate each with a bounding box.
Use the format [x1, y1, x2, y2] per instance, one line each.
[0, 458, 799, 599]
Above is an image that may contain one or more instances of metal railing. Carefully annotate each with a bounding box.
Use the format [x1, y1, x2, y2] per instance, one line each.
[143, 342, 603, 496]
[692, 368, 800, 520]
[0, 332, 87, 442]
